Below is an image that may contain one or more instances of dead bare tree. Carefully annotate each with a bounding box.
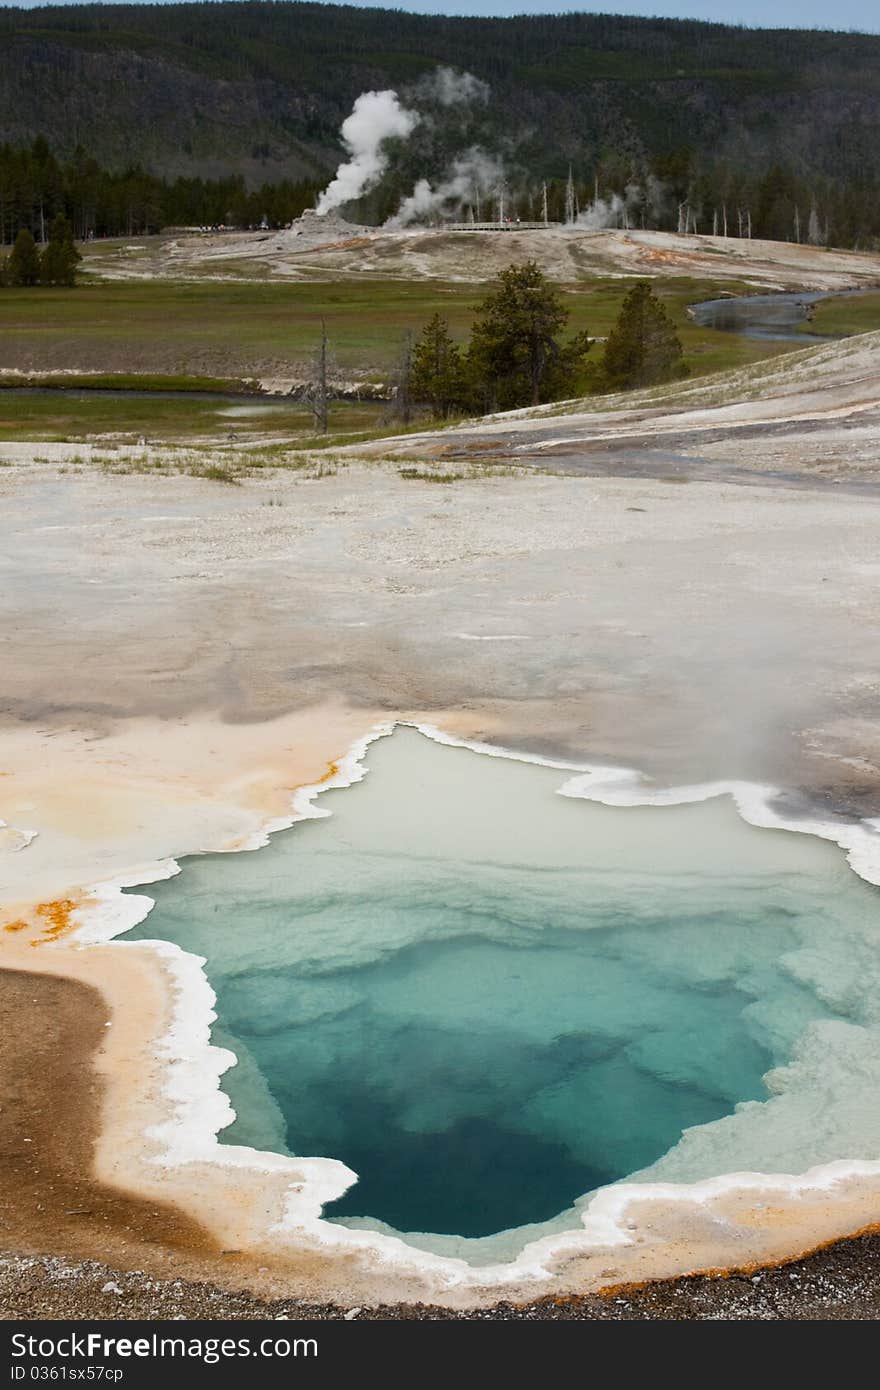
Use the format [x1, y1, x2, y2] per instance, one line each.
[564, 169, 576, 226]
[308, 317, 330, 435]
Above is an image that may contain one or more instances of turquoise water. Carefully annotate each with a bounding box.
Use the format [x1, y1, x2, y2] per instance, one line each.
[123, 728, 880, 1247]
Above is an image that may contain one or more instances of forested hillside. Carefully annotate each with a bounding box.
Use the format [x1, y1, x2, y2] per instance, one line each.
[1, 3, 879, 245]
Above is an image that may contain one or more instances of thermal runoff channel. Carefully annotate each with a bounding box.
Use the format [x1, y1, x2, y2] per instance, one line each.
[123, 729, 880, 1260]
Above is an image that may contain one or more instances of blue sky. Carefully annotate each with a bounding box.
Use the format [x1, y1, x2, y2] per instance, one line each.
[3, 0, 879, 29]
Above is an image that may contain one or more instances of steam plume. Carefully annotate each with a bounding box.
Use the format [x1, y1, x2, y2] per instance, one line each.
[577, 177, 670, 230]
[389, 149, 504, 227]
[413, 66, 490, 107]
[316, 67, 493, 220]
[577, 192, 629, 231]
[316, 89, 420, 216]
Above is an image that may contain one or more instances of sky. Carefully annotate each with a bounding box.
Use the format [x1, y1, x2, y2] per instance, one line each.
[3, 0, 878, 30]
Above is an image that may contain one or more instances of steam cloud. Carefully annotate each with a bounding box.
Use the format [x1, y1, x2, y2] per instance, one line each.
[576, 194, 626, 231]
[316, 67, 494, 221]
[316, 89, 420, 216]
[389, 149, 504, 227]
[413, 66, 490, 107]
[315, 71, 677, 233]
[577, 177, 670, 230]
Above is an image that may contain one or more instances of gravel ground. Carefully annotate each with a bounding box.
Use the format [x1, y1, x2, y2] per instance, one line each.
[2, 1232, 879, 1320]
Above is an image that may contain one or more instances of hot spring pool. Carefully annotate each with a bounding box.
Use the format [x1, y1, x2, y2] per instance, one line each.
[123, 727, 880, 1261]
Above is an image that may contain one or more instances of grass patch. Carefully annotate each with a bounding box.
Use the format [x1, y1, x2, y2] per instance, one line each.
[398, 467, 460, 482]
[200, 463, 241, 484]
[0, 279, 489, 379]
[289, 414, 460, 451]
[797, 291, 880, 337]
[0, 390, 385, 445]
[0, 372, 253, 394]
[87, 445, 353, 482]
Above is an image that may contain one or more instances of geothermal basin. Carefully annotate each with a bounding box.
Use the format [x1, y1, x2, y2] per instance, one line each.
[115, 725, 880, 1280]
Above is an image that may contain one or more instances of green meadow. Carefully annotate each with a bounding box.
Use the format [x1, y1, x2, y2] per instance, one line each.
[5, 271, 877, 445]
[0, 275, 798, 380]
[0, 389, 386, 445]
[799, 291, 880, 338]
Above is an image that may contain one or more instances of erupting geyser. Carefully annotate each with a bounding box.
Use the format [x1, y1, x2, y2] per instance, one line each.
[314, 66, 501, 226]
[315, 90, 420, 216]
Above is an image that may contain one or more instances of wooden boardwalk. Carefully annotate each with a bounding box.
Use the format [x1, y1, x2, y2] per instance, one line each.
[445, 221, 561, 232]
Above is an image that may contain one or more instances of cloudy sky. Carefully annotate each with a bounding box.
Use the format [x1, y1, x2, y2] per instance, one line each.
[4, 0, 879, 28]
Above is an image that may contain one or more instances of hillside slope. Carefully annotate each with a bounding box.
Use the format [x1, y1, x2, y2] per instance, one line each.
[1, 3, 879, 186]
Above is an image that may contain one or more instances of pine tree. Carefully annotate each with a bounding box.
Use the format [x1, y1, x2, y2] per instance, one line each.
[39, 213, 81, 286]
[6, 228, 40, 286]
[467, 260, 591, 410]
[598, 282, 688, 392]
[410, 314, 466, 418]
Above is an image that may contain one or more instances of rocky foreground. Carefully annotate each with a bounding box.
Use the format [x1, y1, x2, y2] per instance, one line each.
[2, 1232, 879, 1321]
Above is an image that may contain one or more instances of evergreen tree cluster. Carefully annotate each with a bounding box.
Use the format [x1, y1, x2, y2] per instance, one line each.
[410, 262, 592, 416]
[0, 215, 80, 287]
[408, 265, 684, 418]
[2, 133, 876, 252]
[0, 138, 322, 244]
